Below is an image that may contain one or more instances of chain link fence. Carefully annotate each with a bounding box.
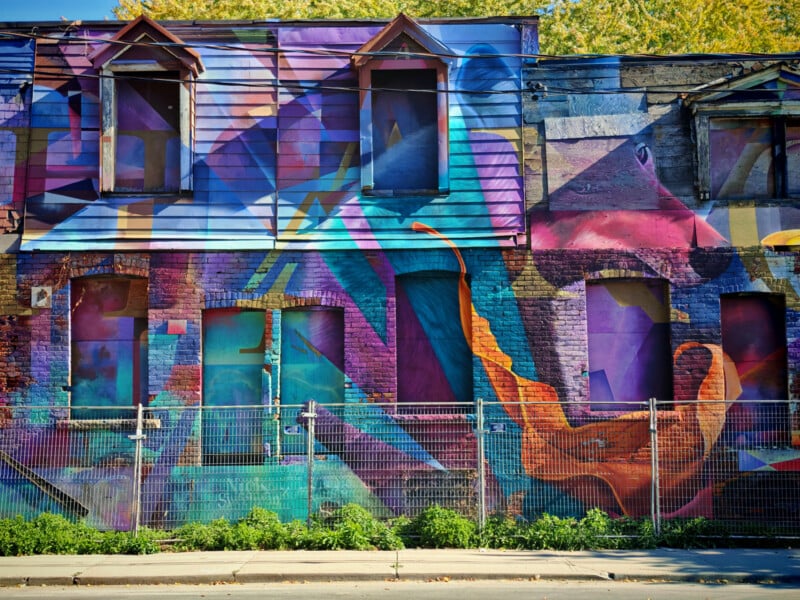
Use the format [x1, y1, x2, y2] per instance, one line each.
[1, 399, 798, 535]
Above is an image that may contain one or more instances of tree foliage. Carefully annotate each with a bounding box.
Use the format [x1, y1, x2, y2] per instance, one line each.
[541, 0, 800, 55]
[112, 0, 800, 55]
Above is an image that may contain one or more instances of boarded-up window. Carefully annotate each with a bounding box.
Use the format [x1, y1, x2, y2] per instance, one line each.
[202, 308, 265, 465]
[280, 308, 344, 406]
[71, 277, 148, 419]
[709, 117, 800, 200]
[396, 272, 472, 410]
[371, 69, 438, 193]
[721, 293, 789, 445]
[586, 279, 672, 411]
[114, 72, 181, 193]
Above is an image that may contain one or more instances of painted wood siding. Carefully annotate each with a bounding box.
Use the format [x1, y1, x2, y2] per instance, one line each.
[0, 39, 34, 214]
[20, 19, 526, 250]
[275, 23, 524, 248]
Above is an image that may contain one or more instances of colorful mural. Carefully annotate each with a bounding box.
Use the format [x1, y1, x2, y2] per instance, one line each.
[1, 18, 800, 531]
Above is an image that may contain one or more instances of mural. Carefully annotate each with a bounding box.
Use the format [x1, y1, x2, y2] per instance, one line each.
[586, 279, 672, 411]
[1, 18, 800, 530]
[70, 277, 148, 419]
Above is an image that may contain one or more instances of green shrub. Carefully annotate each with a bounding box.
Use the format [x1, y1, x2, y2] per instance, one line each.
[0, 515, 37, 556]
[97, 528, 160, 554]
[480, 514, 522, 549]
[174, 517, 237, 551]
[234, 507, 288, 550]
[305, 504, 403, 550]
[407, 505, 476, 549]
[659, 517, 729, 549]
[522, 513, 583, 550]
[0, 506, 788, 556]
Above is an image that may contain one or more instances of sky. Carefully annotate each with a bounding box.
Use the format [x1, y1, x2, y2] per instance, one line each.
[1, 0, 121, 22]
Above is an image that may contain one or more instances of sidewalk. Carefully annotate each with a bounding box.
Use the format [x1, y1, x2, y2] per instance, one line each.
[1, 548, 799, 586]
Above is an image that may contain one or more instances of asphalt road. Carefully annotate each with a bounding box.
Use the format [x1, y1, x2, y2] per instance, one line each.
[2, 581, 799, 600]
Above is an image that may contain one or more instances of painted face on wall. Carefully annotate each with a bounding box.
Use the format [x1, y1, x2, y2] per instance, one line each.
[531, 134, 728, 251]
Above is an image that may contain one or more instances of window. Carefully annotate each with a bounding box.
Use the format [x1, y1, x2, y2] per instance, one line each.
[708, 117, 799, 200]
[202, 308, 265, 465]
[686, 63, 800, 202]
[396, 272, 472, 411]
[113, 71, 182, 193]
[720, 293, 789, 445]
[352, 14, 451, 196]
[586, 279, 672, 411]
[280, 307, 345, 406]
[70, 277, 148, 420]
[371, 69, 439, 192]
[89, 16, 203, 195]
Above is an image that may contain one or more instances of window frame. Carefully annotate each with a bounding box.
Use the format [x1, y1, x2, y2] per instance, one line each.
[695, 109, 800, 202]
[98, 63, 194, 195]
[395, 270, 473, 412]
[357, 59, 450, 196]
[584, 278, 674, 412]
[351, 14, 452, 197]
[69, 275, 149, 420]
[89, 16, 203, 196]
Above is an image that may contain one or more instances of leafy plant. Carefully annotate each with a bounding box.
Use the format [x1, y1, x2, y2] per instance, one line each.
[480, 514, 522, 549]
[174, 517, 236, 551]
[406, 505, 476, 549]
[306, 504, 403, 550]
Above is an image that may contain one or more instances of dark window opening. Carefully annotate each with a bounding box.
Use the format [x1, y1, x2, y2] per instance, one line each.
[371, 69, 439, 194]
[114, 71, 181, 193]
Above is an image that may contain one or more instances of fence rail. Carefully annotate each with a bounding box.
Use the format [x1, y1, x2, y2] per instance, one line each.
[0, 399, 798, 535]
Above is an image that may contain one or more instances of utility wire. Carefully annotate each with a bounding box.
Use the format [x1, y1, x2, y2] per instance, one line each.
[2, 27, 800, 64]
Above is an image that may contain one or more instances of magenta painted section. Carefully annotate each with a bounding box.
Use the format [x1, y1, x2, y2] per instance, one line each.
[721, 294, 789, 445]
[396, 273, 472, 407]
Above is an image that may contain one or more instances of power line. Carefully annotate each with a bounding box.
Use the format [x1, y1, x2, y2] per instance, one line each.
[1, 27, 800, 64]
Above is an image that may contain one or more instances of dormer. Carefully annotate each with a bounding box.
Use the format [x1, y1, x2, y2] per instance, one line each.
[351, 14, 452, 196]
[685, 63, 800, 203]
[89, 16, 204, 194]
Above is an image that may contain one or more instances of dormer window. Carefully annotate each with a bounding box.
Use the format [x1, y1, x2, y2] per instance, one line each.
[89, 16, 203, 195]
[352, 14, 451, 196]
[686, 64, 800, 202]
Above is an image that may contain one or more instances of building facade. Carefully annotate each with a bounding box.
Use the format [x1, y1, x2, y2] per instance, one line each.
[0, 14, 798, 530]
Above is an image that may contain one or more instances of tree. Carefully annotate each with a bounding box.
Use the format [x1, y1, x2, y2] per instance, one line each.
[539, 0, 800, 55]
[112, 0, 800, 55]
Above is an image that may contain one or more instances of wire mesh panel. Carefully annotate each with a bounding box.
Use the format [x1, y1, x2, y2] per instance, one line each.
[0, 406, 139, 530]
[679, 399, 800, 535]
[480, 400, 657, 522]
[302, 402, 478, 523]
[138, 405, 308, 529]
[1, 399, 798, 535]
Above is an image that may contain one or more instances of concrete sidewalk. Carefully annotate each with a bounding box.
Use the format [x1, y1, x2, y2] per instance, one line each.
[1, 548, 799, 586]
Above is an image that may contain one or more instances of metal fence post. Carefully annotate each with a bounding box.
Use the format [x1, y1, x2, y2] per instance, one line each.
[476, 397, 487, 530]
[128, 403, 146, 535]
[303, 400, 317, 528]
[648, 397, 661, 536]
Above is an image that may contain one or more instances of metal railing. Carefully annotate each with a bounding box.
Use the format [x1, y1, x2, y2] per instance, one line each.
[0, 399, 797, 535]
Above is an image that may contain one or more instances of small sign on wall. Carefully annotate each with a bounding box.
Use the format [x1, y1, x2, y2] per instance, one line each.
[31, 286, 52, 308]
